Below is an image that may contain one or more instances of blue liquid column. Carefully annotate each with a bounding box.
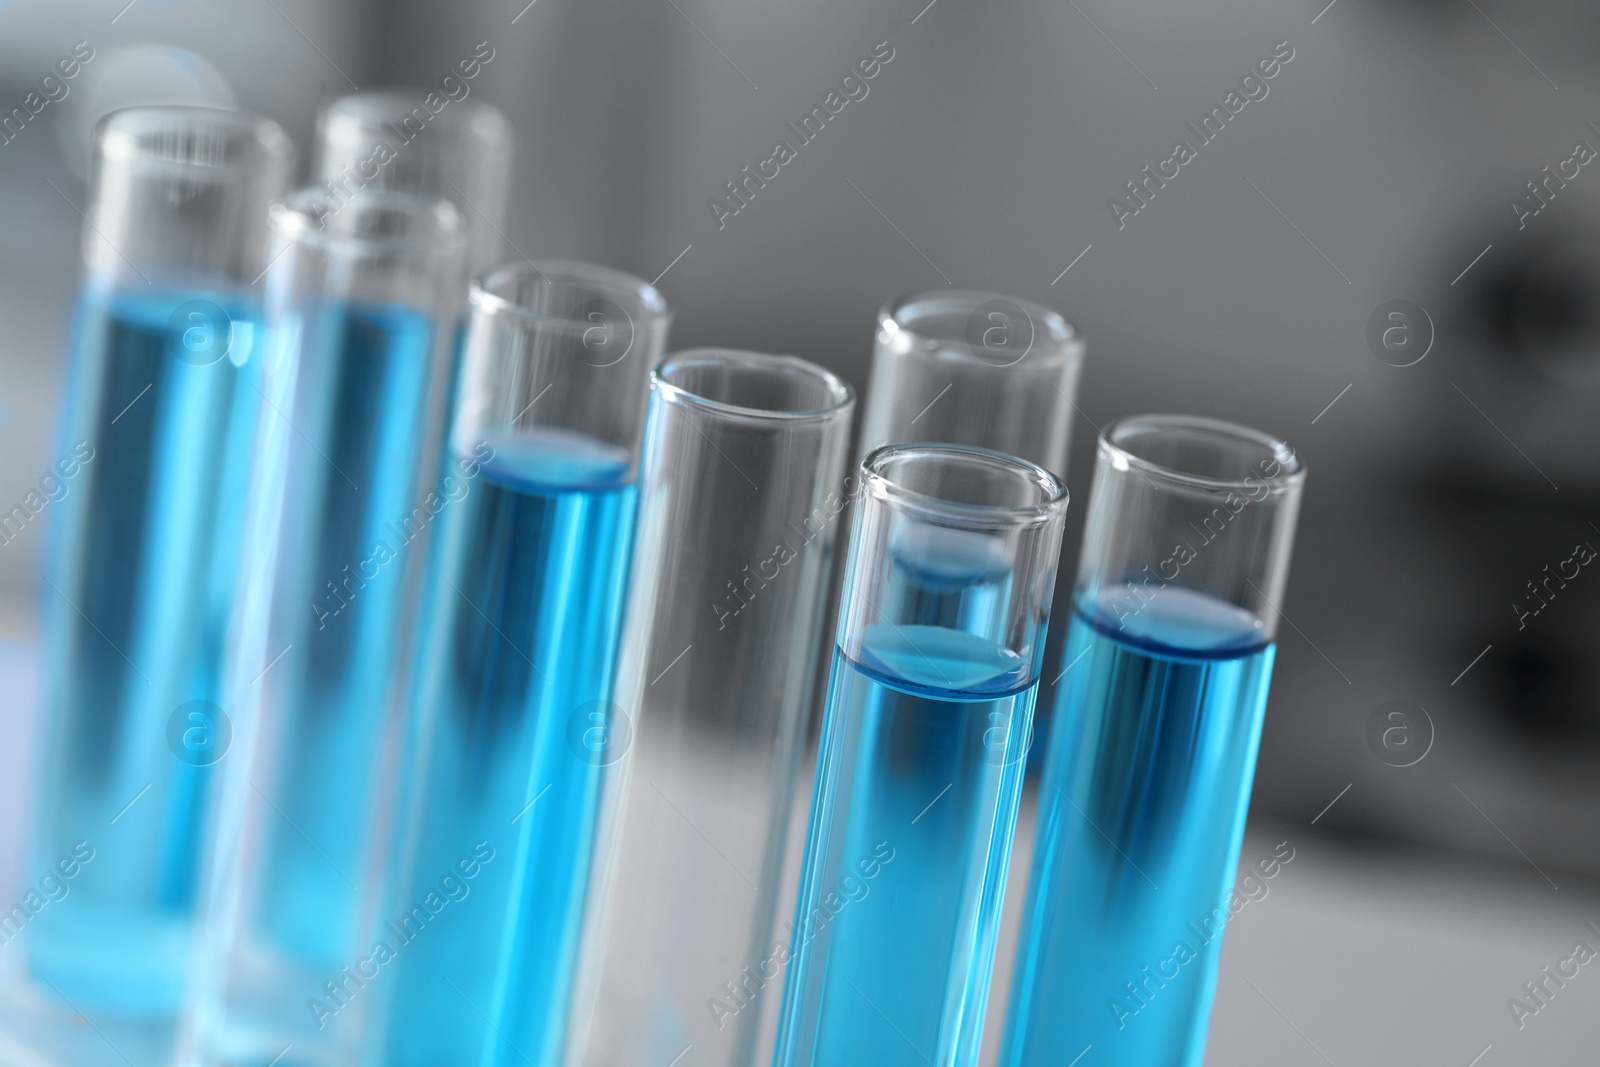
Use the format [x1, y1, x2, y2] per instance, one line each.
[365, 262, 669, 1067]
[775, 445, 1068, 1067]
[181, 190, 466, 1067]
[27, 108, 293, 1015]
[1000, 415, 1305, 1067]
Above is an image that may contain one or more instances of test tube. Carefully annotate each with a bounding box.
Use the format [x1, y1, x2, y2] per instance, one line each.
[569, 350, 856, 1067]
[773, 444, 1069, 1067]
[363, 262, 668, 1067]
[852, 291, 1084, 774]
[27, 106, 293, 1014]
[180, 187, 466, 1067]
[999, 416, 1304, 1067]
[314, 92, 513, 274]
[859, 290, 1084, 475]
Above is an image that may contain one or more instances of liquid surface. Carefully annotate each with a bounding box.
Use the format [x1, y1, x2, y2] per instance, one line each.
[476, 425, 631, 491]
[30, 287, 265, 1012]
[1001, 587, 1275, 1067]
[1100, 584, 1267, 657]
[889, 523, 1012, 589]
[775, 625, 1036, 1067]
[858, 623, 1029, 695]
[367, 429, 637, 1067]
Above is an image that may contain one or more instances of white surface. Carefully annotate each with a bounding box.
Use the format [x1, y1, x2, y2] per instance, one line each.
[979, 793, 1600, 1066]
[1204, 822, 1599, 1067]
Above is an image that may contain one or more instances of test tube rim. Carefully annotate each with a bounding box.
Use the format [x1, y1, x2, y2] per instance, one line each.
[470, 260, 670, 337]
[878, 288, 1081, 365]
[95, 104, 293, 178]
[316, 91, 512, 156]
[861, 442, 1069, 529]
[271, 186, 466, 256]
[653, 348, 856, 425]
[1101, 413, 1306, 494]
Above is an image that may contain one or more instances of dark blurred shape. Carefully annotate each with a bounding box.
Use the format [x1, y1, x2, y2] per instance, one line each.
[1495, 635, 1600, 740]
[1511, 240, 1600, 388]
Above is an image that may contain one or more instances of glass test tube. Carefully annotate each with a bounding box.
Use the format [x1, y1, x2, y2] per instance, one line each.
[570, 350, 855, 1067]
[27, 106, 293, 1014]
[849, 290, 1085, 782]
[314, 92, 514, 274]
[182, 188, 465, 1067]
[773, 444, 1069, 1067]
[859, 290, 1084, 475]
[364, 262, 668, 1067]
[1000, 416, 1304, 1067]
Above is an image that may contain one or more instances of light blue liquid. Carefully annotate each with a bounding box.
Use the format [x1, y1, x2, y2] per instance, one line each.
[31, 287, 265, 1012]
[194, 301, 440, 1065]
[1000, 587, 1275, 1067]
[367, 428, 637, 1067]
[257, 300, 435, 958]
[774, 622, 1036, 1067]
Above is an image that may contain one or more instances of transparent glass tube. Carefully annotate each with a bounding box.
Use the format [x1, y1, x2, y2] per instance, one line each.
[1000, 416, 1305, 1067]
[314, 92, 514, 274]
[28, 106, 293, 1016]
[363, 262, 669, 1067]
[859, 290, 1085, 476]
[180, 187, 466, 1067]
[848, 291, 1085, 781]
[569, 350, 856, 1067]
[773, 444, 1069, 1067]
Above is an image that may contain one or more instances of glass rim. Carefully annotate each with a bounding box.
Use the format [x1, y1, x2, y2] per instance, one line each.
[95, 105, 293, 174]
[470, 260, 669, 336]
[878, 288, 1080, 363]
[318, 91, 512, 146]
[271, 187, 465, 254]
[862, 442, 1069, 528]
[653, 349, 855, 425]
[1101, 413, 1305, 493]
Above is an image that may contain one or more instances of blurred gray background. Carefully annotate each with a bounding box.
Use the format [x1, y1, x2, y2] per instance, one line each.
[2, 0, 1598, 1063]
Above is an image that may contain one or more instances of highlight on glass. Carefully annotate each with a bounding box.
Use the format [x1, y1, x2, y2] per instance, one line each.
[570, 349, 855, 1067]
[1000, 415, 1304, 1067]
[180, 188, 466, 1067]
[362, 261, 668, 1067]
[314, 91, 514, 273]
[859, 290, 1085, 477]
[27, 105, 293, 1015]
[773, 444, 1070, 1067]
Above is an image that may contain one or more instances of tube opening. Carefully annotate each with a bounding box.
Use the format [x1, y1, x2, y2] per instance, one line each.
[655, 350, 854, 422]
[276, 188, 462, 252]
[472, 261, 667, 337]
[98, 106, 290, 174]
[881, 289, 1076, 367]
[1104, 414, 1302, 491]
[864, 444, 1068, 524]
[319, 92, 512, 148]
